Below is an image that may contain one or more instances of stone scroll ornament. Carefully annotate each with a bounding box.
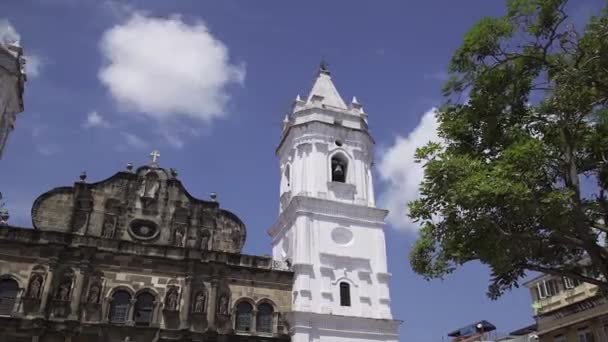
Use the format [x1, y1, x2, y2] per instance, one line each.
[26, 273, 44, 299]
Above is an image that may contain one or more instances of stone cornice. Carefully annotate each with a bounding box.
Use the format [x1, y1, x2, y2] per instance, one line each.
[277, 120, 374, 155]
[268, 195, 387, 239]
[288, 310, 402, 334]
[0, 226, 293, 278]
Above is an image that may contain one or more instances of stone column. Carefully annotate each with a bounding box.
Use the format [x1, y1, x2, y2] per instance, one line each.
[251, 309, 258, 333]
[38, 263, 56, 317]
[180, 276, 193, 329]
[152, 301, 161, 327]
[68, 268, 85, 321]
[206, 280, 218, 329]
[101, 297, 111, 323]
[126, 298, 136, 326]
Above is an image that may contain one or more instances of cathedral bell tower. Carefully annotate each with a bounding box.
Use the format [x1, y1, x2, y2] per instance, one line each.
[269, 63, 400, 342]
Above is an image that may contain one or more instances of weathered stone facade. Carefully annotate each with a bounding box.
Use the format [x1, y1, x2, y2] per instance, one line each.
[0, 42, 25, 160]
[0, 163, 293, 342]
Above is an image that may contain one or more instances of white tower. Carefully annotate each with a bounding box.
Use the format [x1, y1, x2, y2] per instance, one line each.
[269, 63, 400, 342]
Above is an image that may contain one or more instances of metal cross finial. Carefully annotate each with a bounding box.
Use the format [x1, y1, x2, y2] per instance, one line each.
[150, 150, 161, 163]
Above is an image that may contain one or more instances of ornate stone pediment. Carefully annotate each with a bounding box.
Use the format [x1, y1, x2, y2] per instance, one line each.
[31, 163, 246, 253]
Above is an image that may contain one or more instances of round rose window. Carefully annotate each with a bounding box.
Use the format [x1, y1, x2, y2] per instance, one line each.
[128, 219, 160, 241]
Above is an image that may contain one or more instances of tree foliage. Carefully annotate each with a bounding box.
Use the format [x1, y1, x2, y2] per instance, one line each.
[409, 0, 608, 298]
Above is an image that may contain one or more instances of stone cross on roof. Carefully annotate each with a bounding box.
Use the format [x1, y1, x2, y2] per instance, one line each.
[149, 150, 160, 164]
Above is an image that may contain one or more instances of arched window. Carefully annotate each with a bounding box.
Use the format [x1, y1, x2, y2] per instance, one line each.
[235, 302, 253, 332]
[284, 164, 291, 188]
[109, 290, 131, 323]
[339, 282, 351, 307]
[134, 292, 155, 326]
[256, 303, 274, 333]
[331, 155, 348, 183]
[0, 279, 18, 315]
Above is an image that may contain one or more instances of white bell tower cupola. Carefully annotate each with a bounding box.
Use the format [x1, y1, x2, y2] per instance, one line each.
[270, 63, 400, 342]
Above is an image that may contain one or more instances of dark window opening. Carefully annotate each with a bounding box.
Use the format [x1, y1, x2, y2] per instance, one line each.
[339, 282, 351, 307]
[0, 279, 18, 315]
[109, 290, 131, 323]
[331, 156, 347, 183]
[235, 302, 253, 332]
[256, 303, 274, 333]
[134, 292, 155, 326]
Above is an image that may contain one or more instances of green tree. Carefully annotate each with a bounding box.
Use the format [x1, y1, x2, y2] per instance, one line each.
[409, 0, 608, 298]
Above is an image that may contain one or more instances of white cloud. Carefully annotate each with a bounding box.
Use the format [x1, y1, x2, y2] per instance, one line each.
[83, 111, 110, 128]
[0, 19, 20, 46]
[24, 55, 42, 78]
[377, 108, 440, 232]
[121, 132, 148, 149]
[99, 13, 245, 124]
[423, 71, 449, 82]
[0, 19, 44, 78]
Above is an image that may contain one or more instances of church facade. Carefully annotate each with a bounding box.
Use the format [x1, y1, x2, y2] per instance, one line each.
[269, 65, 400, 341]
[0, 64, 400, 342]
[0, 162, 293, 341]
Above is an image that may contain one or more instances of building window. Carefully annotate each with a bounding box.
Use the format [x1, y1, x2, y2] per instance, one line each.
[578, 327, 595, 342]
[554, 334, 566, 342]
[235, 302, 253, 332]
[256, 303, 274, 333]
[284, 165, 291, 188]
[331, 155, 347, 183]
[339, 282, 351, 307]
[0, 279, 18, 315]
[109, 291, 131, 323]
[134, 292, 155, 326]
[536, 279, 559, 299]
[564, 276, 581, 289]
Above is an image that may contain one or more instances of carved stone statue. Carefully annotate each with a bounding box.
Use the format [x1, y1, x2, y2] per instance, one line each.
[193, 291, 206, 313]
[27, 274, 43, 299]
[138, 172, 160, 199]
[55, 279, 71, 301]
[200, 231, 210, 250]
[165, 287, 179, 311]
[102, 218, 115, 238]
[87, 282, 101, 304]
[218, 294, 229, 315]
[174, 227, 185, 247]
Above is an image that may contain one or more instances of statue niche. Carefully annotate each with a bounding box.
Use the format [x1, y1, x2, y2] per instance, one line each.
[26, 272, 45, 300]
[164, 286, 180, 312]
[200, 230, 210, 251]
[101, 199, 121, 239]
[172, 207, 189, 248]
[71, 189, 93, 232]
[51, 270, 74, 318]
[86, 279, 103, 304]
[192, 288, 207, 314]
[138, 171, 160, 215]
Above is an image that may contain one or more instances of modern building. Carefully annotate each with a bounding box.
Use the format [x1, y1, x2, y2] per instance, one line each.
[268, 63, 400, 341]
[0, 160, 293, 341]
[448, 320, 497, 342]
[524, 273, 608, 342]
[0, 40, 26, 160]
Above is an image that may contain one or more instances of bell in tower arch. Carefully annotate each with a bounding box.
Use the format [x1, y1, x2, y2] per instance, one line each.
[331, 155, 347, 183]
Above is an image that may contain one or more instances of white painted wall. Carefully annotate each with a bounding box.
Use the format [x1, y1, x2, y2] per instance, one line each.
[269, 69, 400, 341]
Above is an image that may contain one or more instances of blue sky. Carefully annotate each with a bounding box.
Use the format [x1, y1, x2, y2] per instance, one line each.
[0, 1, 605, 341]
